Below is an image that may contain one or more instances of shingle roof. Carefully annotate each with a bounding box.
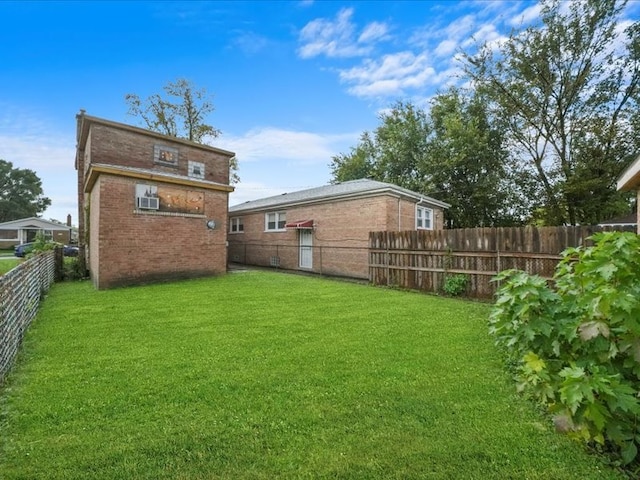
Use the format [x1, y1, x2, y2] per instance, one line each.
[229, 178, 450, 213]
[0, 217, 71, 230]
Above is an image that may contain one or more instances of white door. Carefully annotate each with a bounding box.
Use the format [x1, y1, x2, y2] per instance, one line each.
[299, 230, 313, 269]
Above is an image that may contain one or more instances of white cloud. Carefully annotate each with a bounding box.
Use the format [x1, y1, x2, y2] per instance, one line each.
[0, 133, 78, 223]
[231, 31, 269, 55]
[434, 39, 457, 57]
[229, 180, 289, 206]
[508, 3, 542, 27]
[297, 8, 390, 58]
[358, 21, 390, 43]
[217, 127, 358, 165]
[339, 52, 435, 98]
[461, 23, 502, 49]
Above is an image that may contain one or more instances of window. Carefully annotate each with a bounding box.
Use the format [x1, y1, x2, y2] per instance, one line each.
[136, 184, 159, 210]
[230, 217, 244, 233]
[265, 211, 286, 231]
[416, 206, 433, 230]
[154, 145, 178, 166]
[188, 161, 205, 179]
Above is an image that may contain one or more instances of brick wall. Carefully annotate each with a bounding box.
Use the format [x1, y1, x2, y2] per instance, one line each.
[228, 194, 446, 279]
[77, 114, 234, 289]
[88, 124, 230, 184]
[89, 174, 228, 289]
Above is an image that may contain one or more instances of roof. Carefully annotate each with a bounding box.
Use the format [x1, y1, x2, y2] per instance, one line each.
[618, 154, 640, 191]
[229, 179, 450, 213]
[598, 213, 637, 226]
[83, 163, 234, 194]
[75, 111, 236, 171]
[0, 217, 72, 230]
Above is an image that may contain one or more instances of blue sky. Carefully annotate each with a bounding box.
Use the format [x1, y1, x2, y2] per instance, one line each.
[1, 0, 638, 225]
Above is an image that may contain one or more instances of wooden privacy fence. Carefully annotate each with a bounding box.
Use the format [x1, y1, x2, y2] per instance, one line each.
[369, 225, 635, 298]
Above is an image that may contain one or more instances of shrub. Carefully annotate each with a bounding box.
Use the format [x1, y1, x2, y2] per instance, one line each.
[62, 257, 87, 281]
[489, 232, 640, 468]
[443, 274, 468, 296]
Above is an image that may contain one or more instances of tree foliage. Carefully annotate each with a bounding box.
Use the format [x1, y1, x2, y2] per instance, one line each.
[425, 89, 521, 227]
[0, 159, 51, 222]
[465, 0, 640, 225]
[330, 92, 518, 227]
[490, 232, 640, 468]
[125, 78, 239, 183]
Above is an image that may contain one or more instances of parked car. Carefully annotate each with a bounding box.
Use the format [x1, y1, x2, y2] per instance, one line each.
[63, 245, 79, 257]
[14, 242, 79, 257]
[14, 242, 34, 257]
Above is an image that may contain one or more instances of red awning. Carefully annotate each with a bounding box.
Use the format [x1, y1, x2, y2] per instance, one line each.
[284, 219, 314, 229]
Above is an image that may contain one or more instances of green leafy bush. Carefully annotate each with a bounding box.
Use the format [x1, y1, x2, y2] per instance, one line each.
[62, 256, 87, 281]
[443, 274, 468, 296]
[490, 232, 640, 468]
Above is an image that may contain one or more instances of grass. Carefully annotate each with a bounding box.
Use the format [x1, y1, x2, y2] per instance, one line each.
[0, 258, 21, 275]
[0, 271, 625, 479]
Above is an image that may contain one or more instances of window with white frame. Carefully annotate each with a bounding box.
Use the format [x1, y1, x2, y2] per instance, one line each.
[188, 161, 205, 179]
[135, 184, 159, 210]
[416, 205, 433, 230]
[154, 144, 179, 166]
[230, 217, 244, 233]
[265, 211, 286, 231]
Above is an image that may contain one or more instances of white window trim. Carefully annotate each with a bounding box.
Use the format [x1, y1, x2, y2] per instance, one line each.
[416, 205, 433, 230]
[188, 160, 205, 179]
[230, 217, 244, 234]
[265, 211, 286, 232]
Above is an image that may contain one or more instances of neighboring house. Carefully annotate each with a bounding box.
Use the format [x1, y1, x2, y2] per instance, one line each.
[75, 111, 235, 289]
[227, 179, 449, 279]
[0, 217, 73, 249]
[598, 213, 637, 229]
[617, 155, 640, 234]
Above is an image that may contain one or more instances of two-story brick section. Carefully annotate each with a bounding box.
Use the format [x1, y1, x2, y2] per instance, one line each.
[75, 111, 236, 289]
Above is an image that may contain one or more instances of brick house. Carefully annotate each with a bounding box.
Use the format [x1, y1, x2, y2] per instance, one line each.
[0, 217, 73, 249]
[75, 112, 235, 289]
[617, 155, 640, 234]
[227, 179, 449, 279]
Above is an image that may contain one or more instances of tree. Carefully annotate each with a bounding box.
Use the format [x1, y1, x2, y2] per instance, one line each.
[464, 0, 640, 225]
[0, 159, 51, 222]
[331, 101, 430, 193]
[125, 78, 239, 183]
[425, 88, 523, 227]
[330, 94, 519, 228]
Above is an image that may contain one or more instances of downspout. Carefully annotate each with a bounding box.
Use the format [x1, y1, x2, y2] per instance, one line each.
[398, 198, 401, 231]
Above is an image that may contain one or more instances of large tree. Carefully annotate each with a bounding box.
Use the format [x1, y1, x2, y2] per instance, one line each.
[464, 0, 640, 225]
[425, 88, 523, 227]
[330, 93, 518, 228]
[125, 78, 239, 183]
[0, 159, 51, 222]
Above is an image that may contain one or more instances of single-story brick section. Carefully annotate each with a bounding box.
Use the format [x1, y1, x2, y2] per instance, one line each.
[0, 217, 73, 249]
[75, 111, 235, 289]
[617, 155, 640, 234]
[227, 179, 450, 279]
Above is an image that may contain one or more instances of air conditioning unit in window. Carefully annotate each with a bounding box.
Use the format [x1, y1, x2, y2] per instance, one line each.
[137, 196, 159, 210]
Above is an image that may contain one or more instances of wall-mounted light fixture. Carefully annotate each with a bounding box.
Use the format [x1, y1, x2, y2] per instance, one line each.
[206, 219, 216, 230]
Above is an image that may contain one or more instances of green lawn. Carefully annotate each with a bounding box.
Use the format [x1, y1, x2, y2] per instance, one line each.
[0, 271, 624, 479]
[0, 258, 21, 275]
